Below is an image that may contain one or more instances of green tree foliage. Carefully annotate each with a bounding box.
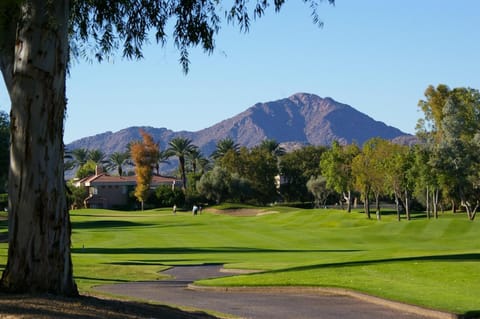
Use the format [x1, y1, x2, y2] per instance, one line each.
[186, 147, 208, 174]
[215, 144, 278, 205]
[383, 143, 414, 221]
[242, 146, 279, 205]
[306, 176, 329, 208]
[259, 139, 286, 158]
[66, 181, 88, 210]
[106, 151, 130, 176]
[417, 85, 480, 220]
[433, 99, 480, 220]
[197, 166, 230, 204]
[320, 141, 359, 212]
[88, 149, 107, 164]
[130, 129, 160, 210]
[211, 138, 239, 161]
[228, 173, 254, 203]
[352, 148, 373, 219]
[351, 138, 391, 219]
[154, 150, 170, 175]
[154, 185, 185, 208]
[71, 148, 90, 169]
[75, 160, 97, 179]
[279, 145, 326, 202]
[0, 110, 9, 193]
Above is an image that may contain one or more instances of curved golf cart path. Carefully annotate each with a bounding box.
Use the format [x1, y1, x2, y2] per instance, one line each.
[95, 265, 455, 319]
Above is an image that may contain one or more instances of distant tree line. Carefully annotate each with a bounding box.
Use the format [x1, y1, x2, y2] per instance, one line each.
[66, 84, 480, 221]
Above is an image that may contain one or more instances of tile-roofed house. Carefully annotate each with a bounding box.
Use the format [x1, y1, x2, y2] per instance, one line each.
[74, 168, 182, 209]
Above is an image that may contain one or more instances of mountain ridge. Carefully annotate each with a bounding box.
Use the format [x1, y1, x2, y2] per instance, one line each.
[67, 92, 415, 157]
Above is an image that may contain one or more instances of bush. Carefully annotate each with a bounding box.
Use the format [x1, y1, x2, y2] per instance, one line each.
[154, 185, 185, 208]
[0, 193, 7, 210]
[66, 182, 88, 209]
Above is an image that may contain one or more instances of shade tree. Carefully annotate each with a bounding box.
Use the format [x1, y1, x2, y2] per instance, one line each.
[306, 176, 330, 208]
[320, 141, 359, 212]
[0, 0, 335, 295]
[417, 85, 480, 220]
[196, 166, 230, 204]
[279, 145, 327, 202]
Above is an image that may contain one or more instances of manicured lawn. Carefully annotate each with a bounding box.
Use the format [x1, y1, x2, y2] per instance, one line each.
[0, 207, 478, 315]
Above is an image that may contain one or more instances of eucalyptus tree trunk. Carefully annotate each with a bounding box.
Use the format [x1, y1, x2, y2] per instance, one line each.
[343, 191, 352, 212]
[374, 192, 381, 220]
[433, 188, 439, 219]
[394, 193, 401, 221]
[425, 186, 430, 219]
[404, 190, 410, 221]
[0, 0, 77, 295]
[363, 195, 370, 219]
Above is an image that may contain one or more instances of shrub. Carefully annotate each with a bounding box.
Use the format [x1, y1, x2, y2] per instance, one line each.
[154, 185, 185, 208]
[0, 193, 7, 210]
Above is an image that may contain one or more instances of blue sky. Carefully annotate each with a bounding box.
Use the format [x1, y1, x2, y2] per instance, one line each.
[1, 1, 480, 143]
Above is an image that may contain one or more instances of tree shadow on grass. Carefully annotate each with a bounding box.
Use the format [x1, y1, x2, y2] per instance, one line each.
[107, 260, 197, 266]
[71, 246, 362, 255]
[72, 220, 154, 229]
[0, 293, 218, 319]
[74, 276, 131, 283]
[460, 310, 480, 319]
[262, 253, 480, 274]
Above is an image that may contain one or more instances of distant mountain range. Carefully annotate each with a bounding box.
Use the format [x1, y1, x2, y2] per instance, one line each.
[67, 92, 416, 159]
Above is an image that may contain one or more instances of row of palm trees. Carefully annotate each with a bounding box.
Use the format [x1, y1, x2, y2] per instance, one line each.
[67, 136, 284, 186]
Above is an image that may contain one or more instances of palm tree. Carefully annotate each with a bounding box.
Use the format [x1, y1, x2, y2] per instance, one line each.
[71, 148, 89, 168]
[105, 151, 130, 176]
[88, 149, 107, 164]
[154, 149, 170, 175]
[259, 139, 286, 157]
[166, 137, 196, 189]
[211, 137, 240, 161]
[187, 147, 209, 174]
[196, 157, 211, 175]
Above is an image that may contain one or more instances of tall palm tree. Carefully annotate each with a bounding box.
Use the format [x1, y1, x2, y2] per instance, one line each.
[211, 137, 240, 161]
[196, 157, 211, 175]
[187, 146, 208, 174]
[166, 137, 196, 189]
[154, 149, 170, 175]
[106, 151, 130, 176]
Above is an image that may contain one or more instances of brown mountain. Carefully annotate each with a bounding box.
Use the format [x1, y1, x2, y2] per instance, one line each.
[67, 92, 412, 158]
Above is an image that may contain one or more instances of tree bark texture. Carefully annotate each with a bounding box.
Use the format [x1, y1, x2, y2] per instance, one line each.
[433, 188, 439, 219]
[0, 0, 77, 295]
[425, 186, 430, 219]
[343, 191, 351, 213]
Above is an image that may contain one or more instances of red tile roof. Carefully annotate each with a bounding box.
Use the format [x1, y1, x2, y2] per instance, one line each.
[77, 174, 180, 187]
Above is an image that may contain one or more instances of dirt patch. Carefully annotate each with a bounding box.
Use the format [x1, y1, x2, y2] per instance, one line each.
[206, 208, 266, 217]
[0, 293, 219, 319]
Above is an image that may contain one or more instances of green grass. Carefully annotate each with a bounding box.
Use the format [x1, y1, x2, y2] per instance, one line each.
[0, 207, 478, 315]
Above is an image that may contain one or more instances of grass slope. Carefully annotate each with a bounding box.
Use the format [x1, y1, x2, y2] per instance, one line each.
[0, 207, 478, 315]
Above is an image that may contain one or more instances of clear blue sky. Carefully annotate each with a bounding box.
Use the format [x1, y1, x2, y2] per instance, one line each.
[1, 1, 479, 143]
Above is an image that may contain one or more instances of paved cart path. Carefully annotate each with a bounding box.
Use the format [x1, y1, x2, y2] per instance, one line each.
[96, 265, 449, 319]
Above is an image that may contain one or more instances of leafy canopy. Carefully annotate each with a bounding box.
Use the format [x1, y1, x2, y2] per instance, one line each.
[67, 0, 335, 72]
